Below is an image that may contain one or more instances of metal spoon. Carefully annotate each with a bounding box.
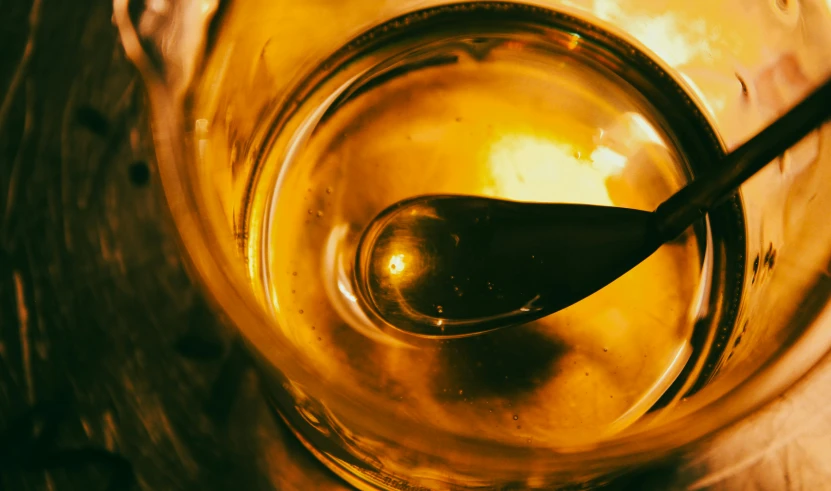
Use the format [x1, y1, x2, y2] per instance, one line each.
[354, 77, 831, 338]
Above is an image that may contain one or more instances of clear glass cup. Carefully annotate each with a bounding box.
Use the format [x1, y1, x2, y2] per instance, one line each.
[114, 0, 831, 488]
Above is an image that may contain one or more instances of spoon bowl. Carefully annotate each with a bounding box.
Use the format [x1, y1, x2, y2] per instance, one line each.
[355, 196, 660, 337]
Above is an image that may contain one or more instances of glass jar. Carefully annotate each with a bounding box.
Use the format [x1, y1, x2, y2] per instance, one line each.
[115, 0, 831, 488]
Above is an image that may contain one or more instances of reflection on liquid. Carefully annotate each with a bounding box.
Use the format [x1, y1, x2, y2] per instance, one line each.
[387, 253, 406, 275]
[485, 135, 620, 204]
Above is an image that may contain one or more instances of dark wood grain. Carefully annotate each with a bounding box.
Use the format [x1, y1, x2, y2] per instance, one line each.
[0, 0, 346, 489]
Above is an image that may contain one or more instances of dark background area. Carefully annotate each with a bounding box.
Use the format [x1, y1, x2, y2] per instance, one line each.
[0, 0, 344, 488]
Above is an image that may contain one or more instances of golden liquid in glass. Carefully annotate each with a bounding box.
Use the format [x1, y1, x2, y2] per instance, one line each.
[247, 11, 713, 447]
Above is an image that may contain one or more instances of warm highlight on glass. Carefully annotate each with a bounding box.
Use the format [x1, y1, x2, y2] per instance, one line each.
[115, 0, 831, 488]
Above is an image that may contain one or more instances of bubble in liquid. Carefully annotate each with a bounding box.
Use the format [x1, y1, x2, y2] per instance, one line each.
[512, 414, 519, 420]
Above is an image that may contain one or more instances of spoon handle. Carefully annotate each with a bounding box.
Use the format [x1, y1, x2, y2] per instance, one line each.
[654, 77, 831, 242]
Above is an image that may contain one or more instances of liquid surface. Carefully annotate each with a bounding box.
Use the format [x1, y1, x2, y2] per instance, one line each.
[247, 10, 710, 446]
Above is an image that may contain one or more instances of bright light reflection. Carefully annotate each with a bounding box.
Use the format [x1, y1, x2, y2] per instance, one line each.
[592, 0, 718, 68]
[337, 278, 357, 303]
[626, 112, 665, 145]
[485, 135, 624, 205]
[589, 146, 627, 174]
[388, 253, 406, 275]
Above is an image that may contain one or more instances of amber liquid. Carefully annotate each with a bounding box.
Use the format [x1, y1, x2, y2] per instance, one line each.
[243, 4, 738, 448]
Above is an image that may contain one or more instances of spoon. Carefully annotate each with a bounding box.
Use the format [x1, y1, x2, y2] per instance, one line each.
[354, 77, 831, 338]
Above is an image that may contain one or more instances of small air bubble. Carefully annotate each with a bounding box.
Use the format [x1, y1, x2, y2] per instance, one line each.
[512, 414, 519, 420]
[292, 271, 298, 276]
[316, 210, 323, 217]
[307, 209, 313, 215]
[437, 306, 444, 314]
[458, 389, 464, 395]
[299, 309, 304, 314]
[603, 347, 608, 352]
[326, 187, 333, 194]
